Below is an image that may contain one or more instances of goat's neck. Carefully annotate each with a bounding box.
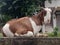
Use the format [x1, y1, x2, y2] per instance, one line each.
[31, 14, 41, 25]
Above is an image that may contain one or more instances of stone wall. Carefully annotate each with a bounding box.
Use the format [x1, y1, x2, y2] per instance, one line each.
[0, 37, 60, 45]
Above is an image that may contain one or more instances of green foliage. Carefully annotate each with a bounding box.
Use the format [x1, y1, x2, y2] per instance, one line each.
[48, 32, 60, 37]
[53, 27, 59, 36]
[2, 15, 12, 23]
[54, 27, 58, 31]
[0, 15, 12, 23]
[0, 0, 46, 18]
[48, 27, 59, 37]
[48, 33, 54, 37]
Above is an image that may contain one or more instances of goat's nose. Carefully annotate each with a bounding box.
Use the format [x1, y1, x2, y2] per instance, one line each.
[48, 20, 49, 22]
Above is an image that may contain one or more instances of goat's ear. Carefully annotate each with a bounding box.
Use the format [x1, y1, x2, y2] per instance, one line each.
[42, 10, 46, 16]
[44, 11, 46, 16]
[40, 10, 46, 17]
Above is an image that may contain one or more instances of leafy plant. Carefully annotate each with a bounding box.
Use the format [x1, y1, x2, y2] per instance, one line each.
[48, 27, 59, 37]
[53, 27, 58, 36]
[0, 14, 12, 26]
[0, 0, 46, 18]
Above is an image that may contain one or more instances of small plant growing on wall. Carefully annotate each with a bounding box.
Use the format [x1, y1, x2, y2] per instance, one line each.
[53, 27, 58, 37]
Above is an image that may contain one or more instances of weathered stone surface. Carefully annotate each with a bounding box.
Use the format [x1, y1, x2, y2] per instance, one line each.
[0, 37, 60, 45]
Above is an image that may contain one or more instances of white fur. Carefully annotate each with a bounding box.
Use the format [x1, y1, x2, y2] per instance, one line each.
[2, 23, 14, 37]
[22, 31, 34, 36]
[15, 33, 19, 36]
[15, 31, 34, 36]
[44, 8, 52, 12]
[29, 18, 42, 35]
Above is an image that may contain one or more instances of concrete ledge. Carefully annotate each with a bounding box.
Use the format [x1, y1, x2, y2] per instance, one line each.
[0, 37, 60, 45]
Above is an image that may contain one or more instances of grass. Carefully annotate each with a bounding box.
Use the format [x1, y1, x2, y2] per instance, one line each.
[48, 32, 60, 37]
[0, 32, 60, 37]
[0, 33, 3, 37]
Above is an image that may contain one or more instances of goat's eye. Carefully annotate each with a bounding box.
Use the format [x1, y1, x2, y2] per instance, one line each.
[44, 14, 46, 16]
